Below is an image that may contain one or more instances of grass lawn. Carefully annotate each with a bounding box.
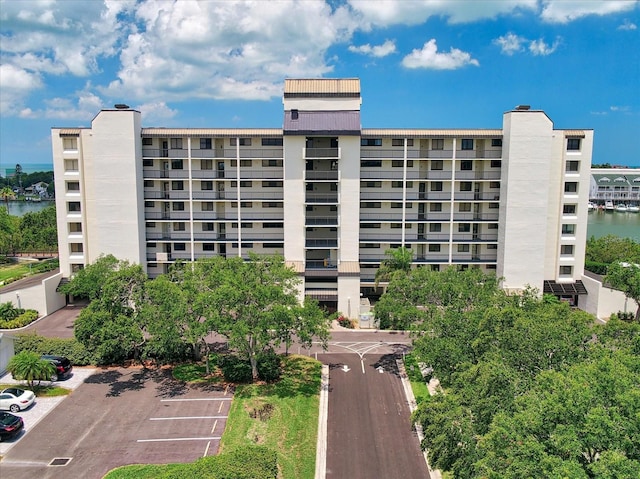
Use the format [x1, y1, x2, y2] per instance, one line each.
[0, 263, 31, 283]
[105, 354, 322, 479]
[0, 383, 70, 397]
[219, 354, 321, 479]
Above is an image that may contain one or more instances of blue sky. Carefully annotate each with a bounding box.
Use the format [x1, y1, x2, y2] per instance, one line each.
[1, 0, 639, 171]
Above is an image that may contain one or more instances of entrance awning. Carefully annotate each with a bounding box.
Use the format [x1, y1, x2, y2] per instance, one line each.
[543, 280, 588, 295]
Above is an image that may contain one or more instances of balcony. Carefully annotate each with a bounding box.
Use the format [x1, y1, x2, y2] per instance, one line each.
[142, 148, 283, 159]
[455, 171, 501, 180]
[451, 254, 498, 263]
[305, 170, 339, 181]
[306, 238, 338, 248]
[145, 211, 190, 220]
[451, 234, 498, 242]
[455, 150, 502, 159]
[305, 216, 339, 226]
[305, 193, 339, 204]
[143, 169, 189, 179]
[144, 190, 190, 200]
[454, 192, 500, 201]
[304, 148, 340, 159]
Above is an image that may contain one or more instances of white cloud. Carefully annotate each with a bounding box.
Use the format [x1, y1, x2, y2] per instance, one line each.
[136, 101, 178, 122]
[349, 40, 396, 57]
[493, 33, 527, 55]
[540, 0, 638, 24]
[0, 64, 43, 114]
[401, 39, 479, 70]
[529, 36, 561, 55]
[348, 0, 537, 26]
[618, 19, 638, 30]
[610, 105, 631, 112]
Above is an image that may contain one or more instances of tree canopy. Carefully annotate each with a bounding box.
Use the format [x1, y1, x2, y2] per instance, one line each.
[605, 261, 640, 321]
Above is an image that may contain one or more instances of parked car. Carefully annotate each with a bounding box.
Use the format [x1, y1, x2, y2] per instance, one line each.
[41, 355, 73, 381]
[0, 411, 24, 442]
[0, 388, 35, 412]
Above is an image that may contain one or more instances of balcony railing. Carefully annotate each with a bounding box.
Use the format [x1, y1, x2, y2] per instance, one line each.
[305, 170, 340, 181]
[305, 260, 338, 269]
[454, 192, 500, 201]
[304, 148, 340, 159]
[305, 194, 339, 204]
[455, 171, 501, 180]
[305, 239, 339, 248]
[305, 216, 339, 226]
[142, 148, 283, 159]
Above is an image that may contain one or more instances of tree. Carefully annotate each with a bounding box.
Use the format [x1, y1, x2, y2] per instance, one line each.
[375, 246, 413, 286]
[15, 163, 22, 190]
[1, 186, 14, 214]
[605, 261, 640, 321]
[585, 235, 640, 274]
[190, 254, 330, 381]
[59, 254, 120, 300]
[7, 351, 55, 387]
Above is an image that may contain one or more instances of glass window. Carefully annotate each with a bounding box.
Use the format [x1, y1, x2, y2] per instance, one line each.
[431, 182, 443, 191]
[458, 223, 471, 232]
[491, 139, 502, 147]
[564, 182, 578, 193]
[361, 138, 382, 146]
[63, 137, 78, 150]
[392, 160, 414, 167]
[66, 181, 80, 192]
[567, 138, 581, 151]
[174, 243, 186, 251]
[170, 138, 183, 149]
[431, 160, 443, 170]
[560, 265, 573, 275]
[65, 159, 79, 171]
[460, 160, 473, 171]
[457, 244, 470, 252]
[561, 224, 576, 235]
[142, 137, 153, 146]
[566, 160, 580, 172]
[430, 203, 442, 212]
[203, 243, 215, 251]
[143, 159, 153, 167]
[561, 245, 574, 255]
[460, 182, 473, 191]
[461, 139, 474, 150]
[172, 202, 185, 211]
[172, 181, 184, 190]
[361, 160, 382, 167]
[261, 138, 283, 146]
[173, 222, 185, 231]
[428, 244, 441, 252]
[200, 138, 212, 149]
[563, 204, 577, 215]
[432, 139, 444, 150]
[429, 223, 441, 232]
[490, 160, 502, 168]
[392, 139, 413, 146]
[70, 243, 83, 253]
[171, 159, 183, 169]
[230, 138, 252, 146]
[459, 203, 471, 212]
[67, 201, 81, 213]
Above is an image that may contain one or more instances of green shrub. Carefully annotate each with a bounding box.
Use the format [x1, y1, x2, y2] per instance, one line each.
[585, 260, 609, 275]
[257, 351, 282, 382]
[217, 354, 253, 383]
[14, 332, 95, 365]
[0, 301, 24, 321]
[0, 309, 39, 329]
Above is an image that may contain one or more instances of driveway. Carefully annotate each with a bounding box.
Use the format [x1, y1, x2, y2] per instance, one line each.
[323, 353, 430, 479]
[0, 367, 232, 479]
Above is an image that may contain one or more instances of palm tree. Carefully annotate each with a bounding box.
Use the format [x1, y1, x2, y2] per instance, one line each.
[1, 186, 15, 214]
[7, 351, 56, 388]
[375, 246, 413, 286]
[15, 163, 23, 190]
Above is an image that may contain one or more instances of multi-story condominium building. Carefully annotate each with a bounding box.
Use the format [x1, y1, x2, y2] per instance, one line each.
[590, 168, 640, 205]
[52, 78, 593, 317]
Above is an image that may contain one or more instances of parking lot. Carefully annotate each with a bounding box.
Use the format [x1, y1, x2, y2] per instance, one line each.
[0, 367, 232, 479]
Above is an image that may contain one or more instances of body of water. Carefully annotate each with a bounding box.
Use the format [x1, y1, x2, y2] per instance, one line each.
[5, 200, 639, 241]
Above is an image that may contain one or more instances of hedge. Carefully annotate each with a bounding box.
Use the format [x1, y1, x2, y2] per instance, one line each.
[0, 309, 39, 329]
[14, 332, 95, 365]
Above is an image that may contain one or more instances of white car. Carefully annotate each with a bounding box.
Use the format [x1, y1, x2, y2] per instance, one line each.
[0, 388, 36, 412]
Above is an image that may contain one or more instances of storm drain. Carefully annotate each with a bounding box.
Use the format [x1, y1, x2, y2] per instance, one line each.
[49, 457, 72, 466]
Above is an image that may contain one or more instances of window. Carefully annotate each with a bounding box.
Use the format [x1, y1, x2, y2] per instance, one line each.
[432, 139, 444, 150]
[69, 223, 82, 233]
[172, 181, 184, 190]
[460, 160, 473, 171]
[392, 181, 404, 188]
[203, 223, 215, 231]
[489, 203, 499, 209]
[174, 243, 186, 251]
[65, 159, 79, 172]
[230, 159, 253, 167]
[67, 201, 81, 213]
[460, 182, 472, 192]
[147, 223, 156, 229]
[201, 202, 214, 211]
[62, 137, 78, 150]
[170, 138, 183, 149]
[487, 243, 498, 249]
[490, 160, 502, 168]
[564, 182, 578, 193]
[458, 244, 470, 252]
[431, 182, 443, 191]
[361, 243, 381, 249]
[390, 202, 403, 209]
[143, 138, 153, 146]
[361, 138, 382, 146]
[461, 139, 474, 150]
[562, 224, 576, 235]
[262, 202, 281, 208]
[70, 243, 83, 253]
[262, 159, 283, 167]
[361, 160, 382, 167]
[71, 264, 84, 273]
[201, 181, 213, 190]
[563, 204, 577, 215]
[566, 160, 580, 172]
[560, 265, 573, 275]
[240, 201, 253, 207]
[392, 139, 414, 146]
[230, 138, 252, 146]
[264, 243, 284, 248]
[392, 160, 414, 167]
[172, 202, 185, 211]
[430, 203, 442, 212]
[200, 138, 212, 149]
[561, 245, 574, 255]
[429, 223, 441, 232]
[459, 203, 471, 212]
[143, 159, 153, 167]
[391, 223, 403, 229]
[261, 138, 283, 146]
[145, 201, 155, 208]
[171, 159, 183, 169]
[262, 181, 283, 188]
[201, 159, 213, 170]
[567, 138, 581, 151]
[361, 223, 381, 229]
[431, 160, 443, 171]
[361, 202, 382, 208]
[491, 139, 502, 147]
[203, 243, 215, 251]
[144, 180, 154, 188]
[458, 223, 471, 232]
[173, 222, 185, 231]
[363, 181, 382, 188]
[488, 223, 498, 229]
[263, 223, 283, 228]
[291, 109, 299, 120]
[66, 181, 80, 192]
[489, 181, 500, 189]
[428, 244, 441, 252]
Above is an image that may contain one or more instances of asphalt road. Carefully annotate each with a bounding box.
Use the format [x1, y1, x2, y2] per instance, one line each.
[323, 353, 430, 479]
[0, 368, 232, 479]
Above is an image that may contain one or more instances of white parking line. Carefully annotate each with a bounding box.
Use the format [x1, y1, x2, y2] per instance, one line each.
[160, 398, 232, 402]
[211, 419, 218, 434]
[137, 437, 221, 443]
[149, 416, 227, 421]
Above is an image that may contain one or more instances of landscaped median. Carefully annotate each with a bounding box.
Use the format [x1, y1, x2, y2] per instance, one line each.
[104, 354, 322, 479]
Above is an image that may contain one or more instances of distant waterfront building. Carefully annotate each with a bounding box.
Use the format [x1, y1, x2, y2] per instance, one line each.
[51, 78, 593, 317]
[590, 168, 640, 204]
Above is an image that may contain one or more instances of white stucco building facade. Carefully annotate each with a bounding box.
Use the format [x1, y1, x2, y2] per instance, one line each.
[51, 79, 593, 317]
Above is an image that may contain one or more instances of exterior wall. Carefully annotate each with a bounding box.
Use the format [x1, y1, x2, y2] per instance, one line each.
[579, 274, 630, 320]
[338, 276, 361, 319]
[283, 98, 361, 112]
[0, 273, 65, 317]
[0, 334, 16, 376]
[283, 135, 307, 264]
[338, 136, 361, 262]
[499, 111, 553, 291]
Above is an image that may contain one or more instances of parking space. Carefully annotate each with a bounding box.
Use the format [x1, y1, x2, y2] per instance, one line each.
[0, 367, 233, 479]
